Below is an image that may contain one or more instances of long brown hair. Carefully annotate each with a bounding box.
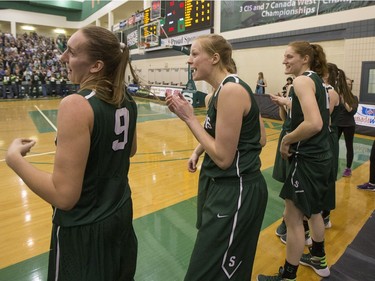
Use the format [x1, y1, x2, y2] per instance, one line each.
[196, 34, 236, 74]
[338, 68, 358, 108]
[288, 41, 328, 78]
[78, 26, 138, 107]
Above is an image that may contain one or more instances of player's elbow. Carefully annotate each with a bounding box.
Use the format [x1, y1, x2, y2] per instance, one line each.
[52, 185, 81, 211]
[311, 119, 323, 135]
[217, 161, 231, 170]
[215, 157, 234, 170]
[55, 200, 77, 211]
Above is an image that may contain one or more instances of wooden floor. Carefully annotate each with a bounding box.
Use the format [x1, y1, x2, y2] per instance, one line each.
[0, 97, 374, 281]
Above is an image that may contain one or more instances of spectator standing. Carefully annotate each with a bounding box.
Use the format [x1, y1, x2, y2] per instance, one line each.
[282, 76, 293, 97]
[10, 71, 18, 98]
[22, 68, 32, 97]
[29, 70, 40, 98]
[60, 72, 68, 96]
[256, 71, 267, 94]
[2, 68, 12, 98]
[336, 75, 358, 177]
[0, 69, 4, 95]
[49, 72, 57, 96]
[39, 70, 47, 97]
[13, 70, 23, 98]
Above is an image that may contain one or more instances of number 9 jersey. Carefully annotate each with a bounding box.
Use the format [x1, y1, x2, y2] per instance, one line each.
[53, 89, 137, 227]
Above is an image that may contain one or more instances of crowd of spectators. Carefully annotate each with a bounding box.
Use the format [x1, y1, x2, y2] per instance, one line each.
[0, 31, 78, 99]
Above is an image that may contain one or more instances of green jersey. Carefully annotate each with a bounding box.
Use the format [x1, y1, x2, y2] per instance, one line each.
[53, 89, 137, 227]
[202, 75, 262, 178]
[290, 71, 331, 157]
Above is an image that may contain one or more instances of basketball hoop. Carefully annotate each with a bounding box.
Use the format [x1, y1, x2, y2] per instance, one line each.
[137, 42, 150, 55]
[139, 20, 161, 53]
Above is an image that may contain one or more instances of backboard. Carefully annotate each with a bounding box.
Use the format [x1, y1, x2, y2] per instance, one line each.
[139, 19, 161, 51]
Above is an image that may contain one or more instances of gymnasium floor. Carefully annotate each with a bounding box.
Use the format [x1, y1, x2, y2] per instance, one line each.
[0, 97, 374, 281]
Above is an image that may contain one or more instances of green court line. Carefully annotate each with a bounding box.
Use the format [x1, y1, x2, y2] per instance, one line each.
[29, 110, 58, 133]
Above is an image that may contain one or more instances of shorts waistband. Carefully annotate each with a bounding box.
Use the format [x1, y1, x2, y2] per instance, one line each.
[211, 170, 262, 183]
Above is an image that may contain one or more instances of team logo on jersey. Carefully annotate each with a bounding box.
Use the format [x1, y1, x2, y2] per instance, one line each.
[217, 213, 229, 219]
[222, 255, 242, 278]
[204, 116, 212, 130]
[292, 179, 304, 193]
[293, 180, 299, 188]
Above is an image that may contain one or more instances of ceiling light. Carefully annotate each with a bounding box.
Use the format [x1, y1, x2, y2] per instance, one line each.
[21, 25, 35, 31]
[54, 29, 66, 34]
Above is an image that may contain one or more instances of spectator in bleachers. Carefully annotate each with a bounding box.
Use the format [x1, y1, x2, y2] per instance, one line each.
[30, 70, 40, 98]
[60, 71, 68, 96]
[2, 68, 12, 98]
[14, 71, 23, 98]
[0, 67, 4, 95]
[39, 70, 47, 97]
[49, 72, 57, 96]
[0, 30, 73, 98]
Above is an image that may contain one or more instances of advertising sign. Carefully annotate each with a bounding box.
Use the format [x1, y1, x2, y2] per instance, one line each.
[355, 103, 375, 128]
[221, 0, 375, 32]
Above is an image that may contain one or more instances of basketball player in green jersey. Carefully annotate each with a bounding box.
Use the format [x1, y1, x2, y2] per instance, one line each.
[321, 63, 341, 227]
[258, 42, 332, 281]
[6, 26, 138, 280]
[166, 34, 268, 281]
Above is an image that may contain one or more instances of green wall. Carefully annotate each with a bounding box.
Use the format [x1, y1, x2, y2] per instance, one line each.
[0, 0, 111, 21]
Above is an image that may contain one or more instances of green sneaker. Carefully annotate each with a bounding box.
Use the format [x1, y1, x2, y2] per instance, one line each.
[299, 252, 330, 277]
[257, 267, 296, 281]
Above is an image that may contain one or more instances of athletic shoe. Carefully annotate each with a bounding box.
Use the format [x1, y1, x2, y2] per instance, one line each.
[323, 215, 332, 228]
[275, 220, 287, 237]
[280, 230, 312, 246]
[257, 267, 296, 281]
[299, 252, 330, 277]
[342, 168, 352, 177]
[357, 182, 375, 191]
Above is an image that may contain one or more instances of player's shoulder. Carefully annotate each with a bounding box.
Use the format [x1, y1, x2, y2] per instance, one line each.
[58, 94, 92, 116]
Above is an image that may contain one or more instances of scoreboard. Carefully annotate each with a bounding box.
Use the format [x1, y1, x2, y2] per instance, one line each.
[114, 1, 214, 48]
[143, 7, 151, 25]
[162, 0, 214, 37]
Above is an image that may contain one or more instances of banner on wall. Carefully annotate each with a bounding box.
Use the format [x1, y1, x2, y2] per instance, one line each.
[124, 26, 138, 50]
[161, 29, 211, 46]
[355, 103, 375, 128]
[221, 1, 375, 32]
[150, 86, 184, 98]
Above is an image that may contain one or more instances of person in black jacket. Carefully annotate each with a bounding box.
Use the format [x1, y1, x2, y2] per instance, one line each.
[336, 74, 358, 177]
[30, 71, 40, 98]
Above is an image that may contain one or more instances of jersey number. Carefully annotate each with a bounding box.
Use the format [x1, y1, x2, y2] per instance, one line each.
[112, 108, 130, 151]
